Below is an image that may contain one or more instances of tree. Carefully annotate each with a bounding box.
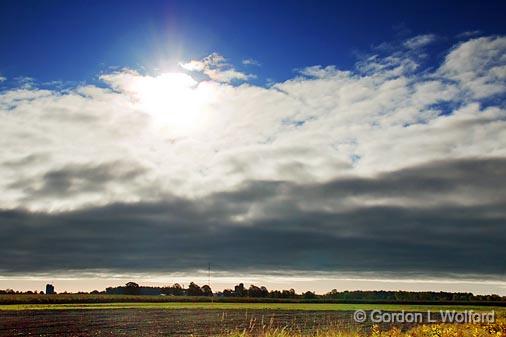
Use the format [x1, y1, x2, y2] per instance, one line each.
[125, 282, 140, 295]
[172, 283, 184, 296]
[234, 283, 246, 297]
[303, 291, 317, 299]
[201, 285, 213, 296]
[187, 282, 203, 296]
[248, 285, 263, 297]
[222, 289, 234, 297]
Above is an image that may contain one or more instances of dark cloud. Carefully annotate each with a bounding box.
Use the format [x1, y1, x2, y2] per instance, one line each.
[8, 161, 147, 199]
[0, 157, 505, 277]
[2, 153, 49, 168]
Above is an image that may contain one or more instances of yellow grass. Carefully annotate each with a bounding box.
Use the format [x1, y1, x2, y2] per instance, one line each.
[223, 318, 506, 337]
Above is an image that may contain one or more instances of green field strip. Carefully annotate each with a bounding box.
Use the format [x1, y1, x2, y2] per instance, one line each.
[1, 302, 504, 312]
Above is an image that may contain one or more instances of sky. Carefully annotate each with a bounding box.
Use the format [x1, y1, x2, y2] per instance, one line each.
[0, 0, 505, 295]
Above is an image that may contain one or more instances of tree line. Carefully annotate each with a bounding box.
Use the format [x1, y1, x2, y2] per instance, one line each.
[105, 282, 213, 296]
[100, 282, 506, 303]
[2, 282, 504, 303]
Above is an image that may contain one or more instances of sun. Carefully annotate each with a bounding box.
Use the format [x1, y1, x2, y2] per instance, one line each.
[131, 72, 214, 134]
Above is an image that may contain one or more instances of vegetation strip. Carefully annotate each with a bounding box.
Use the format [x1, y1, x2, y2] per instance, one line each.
[1, 302, 505, 312]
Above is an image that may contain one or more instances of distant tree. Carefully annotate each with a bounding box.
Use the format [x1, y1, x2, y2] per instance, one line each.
[260, 286, 269, 297]
[270, 290, 281, 298]
[201, 285, 213, 296]
[172, 283, 184, 296]
[222, 289, 234, 297]
[125, 282, 140, 295]
[327, 289, 339, 298]
[303, 291, 317, 299]
[187, 282, 203, 296]
[248, 285, 263, 297]
[234, 283, 246, 297]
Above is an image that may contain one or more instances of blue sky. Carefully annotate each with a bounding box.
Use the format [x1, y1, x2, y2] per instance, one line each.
[1, 0, 506, 86]
[1, 1, 506, 294]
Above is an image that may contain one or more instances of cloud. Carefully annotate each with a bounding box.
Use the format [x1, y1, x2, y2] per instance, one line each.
[242, 58, 261, 66]
[457, 30, 482, 39]
[0, 75, 6, 82]
[297, 65, 347, 78]
[0, 157, 504, 275]
[9, 161, 147, 203]
[13, 76, 35, 88]
[439, 36, 506, 99]
[180, 52, 255, 83]
[403, 34, 437, 49]
[1, 34, 506, 277]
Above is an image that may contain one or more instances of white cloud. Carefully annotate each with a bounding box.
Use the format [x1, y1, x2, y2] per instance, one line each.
[439, 36, 506, 99]
[13, 76, 36, 88]
[297, 65, 349, 79]
[457, 30, 482, 38]
[356, 53, 419, 77]
[1, 35, 505, 212]
[0, 75, 6, 82]
[180, 52, 254, 83]
[242, 58, 261, 66]
[203, 68, 253, 83]
[403, 34, 437, 49]
[180, 53, 225, 71]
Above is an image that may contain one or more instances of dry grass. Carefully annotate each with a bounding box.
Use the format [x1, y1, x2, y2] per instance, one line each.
[223, 318, 506, 337]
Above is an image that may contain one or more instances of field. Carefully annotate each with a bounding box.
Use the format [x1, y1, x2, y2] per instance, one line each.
[1, 301, 504, 312]
[0, 300, 504, 337]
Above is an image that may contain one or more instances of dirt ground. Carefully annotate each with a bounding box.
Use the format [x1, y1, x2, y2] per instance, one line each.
[0, 309, 387, 337]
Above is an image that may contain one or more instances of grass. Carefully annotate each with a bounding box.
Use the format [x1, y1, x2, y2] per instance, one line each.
[222, 318, 506, 337]
[2, 298, 504, 337]
[1, 294, 503, 306]
[1, 301, 505, 312]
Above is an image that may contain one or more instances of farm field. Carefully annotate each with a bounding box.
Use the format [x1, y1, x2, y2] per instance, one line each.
[2, 309, 356, 337]
[0, 308, 476, 337]
[1, 301, 505, 312]
[0, 303, 504, 337]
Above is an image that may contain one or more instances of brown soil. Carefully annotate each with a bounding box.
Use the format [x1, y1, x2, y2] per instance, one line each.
[0, 309, 417, 337]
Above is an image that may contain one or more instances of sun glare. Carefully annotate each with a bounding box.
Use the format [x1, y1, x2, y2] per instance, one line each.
[132, 73, 214, 133]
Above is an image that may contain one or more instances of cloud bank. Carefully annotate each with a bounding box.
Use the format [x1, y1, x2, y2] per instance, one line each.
[0, 35, 505, 279]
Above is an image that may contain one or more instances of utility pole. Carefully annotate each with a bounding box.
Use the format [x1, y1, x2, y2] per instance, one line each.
[208, 262, 213, 302]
